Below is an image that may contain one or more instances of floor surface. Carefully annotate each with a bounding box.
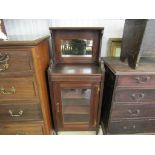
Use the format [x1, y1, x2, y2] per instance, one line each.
[57, 126, 103, 135]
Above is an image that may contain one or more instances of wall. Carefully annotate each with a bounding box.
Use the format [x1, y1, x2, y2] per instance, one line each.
[4, 19, 125, 56]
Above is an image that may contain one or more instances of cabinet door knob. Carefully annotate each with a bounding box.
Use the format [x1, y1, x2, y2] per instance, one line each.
[56, 102, 60, 113]
[8, 110, 23, 117]
[0, 86, 16, 95]
[135, 76, 151, 84]
[0, 53, 9, 72]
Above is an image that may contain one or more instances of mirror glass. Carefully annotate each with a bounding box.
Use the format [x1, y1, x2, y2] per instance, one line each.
[61, 39, 93, 57]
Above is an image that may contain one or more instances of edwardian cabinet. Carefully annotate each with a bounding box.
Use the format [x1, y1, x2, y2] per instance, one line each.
[101, 57, 155, 134]
[0, 35, 52, 135]
[48, 27, 104, 133]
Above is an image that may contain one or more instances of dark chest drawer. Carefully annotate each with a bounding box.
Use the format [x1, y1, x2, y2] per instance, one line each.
[114, 88, 155, 103]
[0, 123, 44, 135]
[0, 103, 42, 122]
[117, 75, 155, 87]
[111, 103, 155, 120]
[0, 49, 33, 74]
[109, 119, 155, 134]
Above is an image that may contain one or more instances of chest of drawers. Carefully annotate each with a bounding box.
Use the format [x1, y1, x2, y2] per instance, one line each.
[0, 35, 52, 135]
[101, 57, 155, 134]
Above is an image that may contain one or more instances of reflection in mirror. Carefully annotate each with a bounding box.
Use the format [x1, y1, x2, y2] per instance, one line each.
[61, 39, 93, 57]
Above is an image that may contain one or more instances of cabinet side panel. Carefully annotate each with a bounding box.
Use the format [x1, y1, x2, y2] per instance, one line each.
[32, 40, 52, 135]
[101, 65, 116, 132]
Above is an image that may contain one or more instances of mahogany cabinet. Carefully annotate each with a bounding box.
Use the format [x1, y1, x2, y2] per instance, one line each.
[48, 27, 104, 133]
[101, 57, 155, 134]
[0, 35, 52, 135]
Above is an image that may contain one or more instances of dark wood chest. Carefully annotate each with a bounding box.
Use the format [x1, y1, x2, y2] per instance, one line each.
[0, 35, 52, 135]
[101, 57, 155, 134]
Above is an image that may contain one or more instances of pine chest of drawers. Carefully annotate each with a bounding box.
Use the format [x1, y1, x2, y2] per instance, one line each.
[0, 35, 52, 135]
[101, 57, 155, 134]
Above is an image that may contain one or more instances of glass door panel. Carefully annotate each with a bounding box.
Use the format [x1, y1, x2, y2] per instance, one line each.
[61, 88, 91, 124]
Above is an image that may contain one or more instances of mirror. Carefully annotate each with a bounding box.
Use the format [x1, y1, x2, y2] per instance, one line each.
[61, 39, 93, 57]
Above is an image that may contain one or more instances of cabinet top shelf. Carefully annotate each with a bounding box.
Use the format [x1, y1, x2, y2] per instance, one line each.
[0, 35, 49, 46]
[104, 57, 155, 75]
[48, 64, 103, 75]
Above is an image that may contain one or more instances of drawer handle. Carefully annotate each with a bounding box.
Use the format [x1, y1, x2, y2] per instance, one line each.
[8, 110, 23, 117]
[0, 53, 9, 72]
[135, 76, 151, 84]
[131, 93, 145, 101]
[0, 86, 16, 95]
[128, 109, 140, 116]
[123, 125, 136, 130]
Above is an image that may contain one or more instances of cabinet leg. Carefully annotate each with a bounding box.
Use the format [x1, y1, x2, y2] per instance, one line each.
[96, 128, 99, 135]
[53, 130, 58, 135]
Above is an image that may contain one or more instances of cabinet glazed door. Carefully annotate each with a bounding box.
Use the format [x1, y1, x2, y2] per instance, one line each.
[53, 82, 100, 131]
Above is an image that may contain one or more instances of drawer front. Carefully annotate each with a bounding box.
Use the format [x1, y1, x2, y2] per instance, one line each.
[114, 88, 155, 103]
[0, 124, 44, 135]
[0, 77, 38, 101]
[109, 119, 155, 134]
[111, 103, 155, 120]
[0, 103, 42, 122]
[0, 49, 33, 74]
[117, 75, 155, 87]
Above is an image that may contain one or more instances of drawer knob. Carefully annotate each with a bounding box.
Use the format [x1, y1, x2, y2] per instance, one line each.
[8, 110, 23, 117]
[131, 93, 144, 101]
[0, 53, 9, 72]
[128, 109, 140, 116]
[135, 76, 151, 84]
[0, 86, 16, 95]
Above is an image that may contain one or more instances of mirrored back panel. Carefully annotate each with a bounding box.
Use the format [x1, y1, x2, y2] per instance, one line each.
[61, 39, 93, 57]
[50, 28, 104, 64]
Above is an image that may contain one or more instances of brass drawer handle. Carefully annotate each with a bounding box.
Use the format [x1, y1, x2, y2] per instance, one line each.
[123, 125, 136, 130]
[135, 76, 151, 84]
[8, 110, 23, 117]
[128, 109, 140, 116]
[131, 93, 145, 101]
[0, 86, 16, 95]
[0, 53, 9, 72]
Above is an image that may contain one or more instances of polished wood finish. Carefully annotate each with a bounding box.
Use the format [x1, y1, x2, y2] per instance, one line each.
[0, 77, 38, 101]
[50, 27, 103, 64]
[0, 123, 44, 135]
[0, 103, 42, 121]
[48, 64, 104, 133]
[109, 119, 155, 134]
[0, 35, 52, 135]
[0, 35, 49, 46]
[48, 27, 104, 134]
[0, 49, 33, 75]
[101, 57, 155, 134]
